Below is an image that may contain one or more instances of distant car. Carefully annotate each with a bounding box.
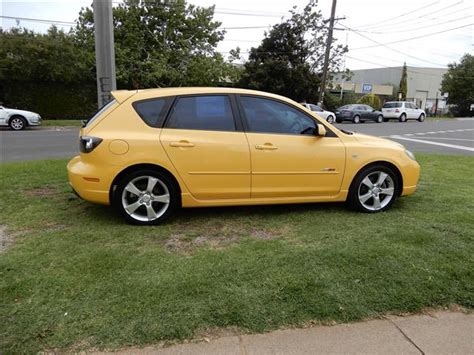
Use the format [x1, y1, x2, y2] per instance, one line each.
[382, 101, 425, 122]
[0, 106, 42, 130]
[335, 104, 384, 124]
[300, 103, 336, 124]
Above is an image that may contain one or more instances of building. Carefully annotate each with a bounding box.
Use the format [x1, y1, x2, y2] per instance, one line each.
[332, 66, 448, 111]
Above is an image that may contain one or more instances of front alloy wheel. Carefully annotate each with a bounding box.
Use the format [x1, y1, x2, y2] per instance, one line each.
[348, 165, 399, 213]
[9, 116, 26, 130]
[114, 170, 178, 225]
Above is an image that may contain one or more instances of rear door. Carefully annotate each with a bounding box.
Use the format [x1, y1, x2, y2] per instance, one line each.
[160, 95, 251, 200]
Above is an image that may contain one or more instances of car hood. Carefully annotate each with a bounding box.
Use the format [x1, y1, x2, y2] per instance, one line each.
[5, 108, 38, 116]
[352, 132, 405, 149]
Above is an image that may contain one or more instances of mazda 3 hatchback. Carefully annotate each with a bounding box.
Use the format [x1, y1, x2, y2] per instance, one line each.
[67, 88, 420, 225]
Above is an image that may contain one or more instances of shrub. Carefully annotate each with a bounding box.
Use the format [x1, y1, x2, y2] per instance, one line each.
[357, 93, 382, 110]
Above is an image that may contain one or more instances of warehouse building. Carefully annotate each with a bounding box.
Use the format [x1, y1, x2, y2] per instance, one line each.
[332, 66, 448, 111]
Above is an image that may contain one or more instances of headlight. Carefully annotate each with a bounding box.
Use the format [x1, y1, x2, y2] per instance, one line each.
[405, 149, 416, 161]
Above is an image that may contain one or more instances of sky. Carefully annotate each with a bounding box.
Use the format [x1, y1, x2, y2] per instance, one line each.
[1, 0, 473, 71]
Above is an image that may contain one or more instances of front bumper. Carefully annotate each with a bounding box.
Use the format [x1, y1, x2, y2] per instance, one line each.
[400, 159, 420, 196]
[67, 155, 112, 205]
[28, 116, 42, 126]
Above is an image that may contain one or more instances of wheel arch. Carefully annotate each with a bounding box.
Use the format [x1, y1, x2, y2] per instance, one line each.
[8, 114, 28, 125]
[350, 160, 404, 197]
[109, 163, 182, 205]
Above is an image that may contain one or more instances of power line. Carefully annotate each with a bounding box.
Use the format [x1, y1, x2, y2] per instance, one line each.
[0, 15, 75, 26]
[352, 1, 441, 29]
[350, 23, 473, 50]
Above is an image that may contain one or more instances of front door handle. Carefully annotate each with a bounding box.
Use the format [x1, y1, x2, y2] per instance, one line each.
[255, 143, 278, 150]
[170, 140, 195, 148]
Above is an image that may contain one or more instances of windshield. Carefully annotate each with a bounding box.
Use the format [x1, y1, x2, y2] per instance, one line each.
[84, 100, 116, 127]
[383, 102, 402, 108]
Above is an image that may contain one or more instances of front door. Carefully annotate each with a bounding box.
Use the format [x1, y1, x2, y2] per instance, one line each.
[160, 95, 250, 200]
[0, 107, 7, 126]
[238, 96, 346, 198]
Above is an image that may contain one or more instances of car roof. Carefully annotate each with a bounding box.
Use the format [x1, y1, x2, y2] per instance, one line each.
[112, 87, 297, 105]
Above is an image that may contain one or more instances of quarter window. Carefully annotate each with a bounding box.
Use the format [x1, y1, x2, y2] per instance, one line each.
[240, 96, 316, 135]
[133, 98, 170, 127]
[166, 95, 235, 131]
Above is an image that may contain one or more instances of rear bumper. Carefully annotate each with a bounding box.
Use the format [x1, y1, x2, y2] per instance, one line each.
[382, 112, 400, 119]
[67, 155, 112, 205]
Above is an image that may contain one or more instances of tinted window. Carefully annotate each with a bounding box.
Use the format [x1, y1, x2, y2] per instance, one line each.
[309, 104, 323, 112]
[241, 96, 316, 135]
[133, 98, 170, 127]
[383, 102, 402, 108]
[356, 105, 365, 111]
[166, 96, 235, 131]
[408, 103, 416, 109]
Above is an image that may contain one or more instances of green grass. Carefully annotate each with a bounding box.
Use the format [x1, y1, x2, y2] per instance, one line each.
[1, 154, 473, 352]
[42, 119, 82, 127]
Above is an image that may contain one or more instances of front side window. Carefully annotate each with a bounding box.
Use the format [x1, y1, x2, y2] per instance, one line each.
[166, 95, 235, 131]
[240, 96, 316, 135]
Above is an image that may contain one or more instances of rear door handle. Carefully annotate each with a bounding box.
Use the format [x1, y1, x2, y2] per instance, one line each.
[255, 144, 278, 150]
[170, 140, 195, 148]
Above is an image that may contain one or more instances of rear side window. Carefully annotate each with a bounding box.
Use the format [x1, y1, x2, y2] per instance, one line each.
[383, 102, 402, 108]
[133, 98, 171, 127]
[166, 95, 235, 131]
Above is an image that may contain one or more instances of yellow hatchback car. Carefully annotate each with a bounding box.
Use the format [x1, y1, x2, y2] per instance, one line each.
[67, 87, 420, 225]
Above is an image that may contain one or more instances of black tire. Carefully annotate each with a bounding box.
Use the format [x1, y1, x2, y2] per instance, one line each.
[417, 113, 425, 122]
[353, 115, 361, 124]
[326, 115, 334, 124]
[399, 113, 407, 122]
[9, 115, 26, 130]
[112, 169, 180, 225]
[376, 115, 384, 123]
[347, 164, 399, 213]
[335, 117, 342, 123]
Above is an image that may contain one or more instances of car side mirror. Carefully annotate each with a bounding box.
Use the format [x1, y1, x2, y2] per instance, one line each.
[315, 123, 326, 137]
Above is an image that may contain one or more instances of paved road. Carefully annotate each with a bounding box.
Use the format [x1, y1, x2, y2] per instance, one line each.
[1, 119, 473, 162]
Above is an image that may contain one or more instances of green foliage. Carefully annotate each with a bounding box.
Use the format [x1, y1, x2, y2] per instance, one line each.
[74, 0, 235, 88]
[399, 62, 407, 101]
[357, 93, 382, 110]
[1, 154, 473, 352]
[323, 92, 341, 112]
[441, 54, 474, 116]
[238, 0, 347, 103]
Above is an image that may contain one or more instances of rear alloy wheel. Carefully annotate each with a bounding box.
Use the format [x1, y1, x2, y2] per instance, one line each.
[376, 115, 384, 123]
[353, 115, 361, 124]
[9, 116, 26, 130]
[114, 170, 179, 225]
[326, 115, 335, 124]
[417, 113, 425, 122]
[348, 165, 399, 213]
[399, 113, 407, 122]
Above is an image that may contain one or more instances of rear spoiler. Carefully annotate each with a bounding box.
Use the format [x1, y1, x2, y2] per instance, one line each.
[111, 90, 137, 104]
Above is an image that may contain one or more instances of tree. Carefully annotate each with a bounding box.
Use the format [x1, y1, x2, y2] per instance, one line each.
[238, 0, 347, 103]
[441, 54, 474, 116]
[398, 62, 407, 100]
[357, 93, 382, 110]
[74, 0, 235, 88]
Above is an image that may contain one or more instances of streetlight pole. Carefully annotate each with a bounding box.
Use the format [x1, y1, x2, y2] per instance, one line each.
[93, 0, 117, 108]
[318, 0, 337, 107]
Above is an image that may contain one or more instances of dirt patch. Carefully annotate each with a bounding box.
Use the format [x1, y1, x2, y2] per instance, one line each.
[24, 186, 58, 197]
[159, 224, 290, 253]
[0, 225, 14, 253]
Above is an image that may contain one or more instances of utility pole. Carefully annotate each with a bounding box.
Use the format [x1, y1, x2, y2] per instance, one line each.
[93, 0, 117, 108]
[318, 0, 337, 107]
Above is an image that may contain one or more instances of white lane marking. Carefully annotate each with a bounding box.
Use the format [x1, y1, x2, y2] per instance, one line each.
[412, 137, 474, 142]
[389, 135, 474, 152]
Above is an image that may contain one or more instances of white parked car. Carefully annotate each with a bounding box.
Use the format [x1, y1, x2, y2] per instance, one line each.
[382, 101, 425, 122]
[300, 103, 336, 124]
[0, 106, 42, 130]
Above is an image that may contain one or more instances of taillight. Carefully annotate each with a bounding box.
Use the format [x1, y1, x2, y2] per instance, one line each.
[79, 136, 103, 153]
[395, 109, 400, 113]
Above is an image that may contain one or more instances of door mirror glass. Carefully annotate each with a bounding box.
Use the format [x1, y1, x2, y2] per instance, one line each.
[315, 124, 326, 137]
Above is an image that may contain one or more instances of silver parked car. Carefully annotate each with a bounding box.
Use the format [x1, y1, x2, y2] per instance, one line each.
[300, 103, 336, 124]
[0, 106, 42, 130]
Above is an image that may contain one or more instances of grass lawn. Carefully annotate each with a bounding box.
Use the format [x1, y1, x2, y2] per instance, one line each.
[1, 154, 473, 352]
[42, 119, 82, 127]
